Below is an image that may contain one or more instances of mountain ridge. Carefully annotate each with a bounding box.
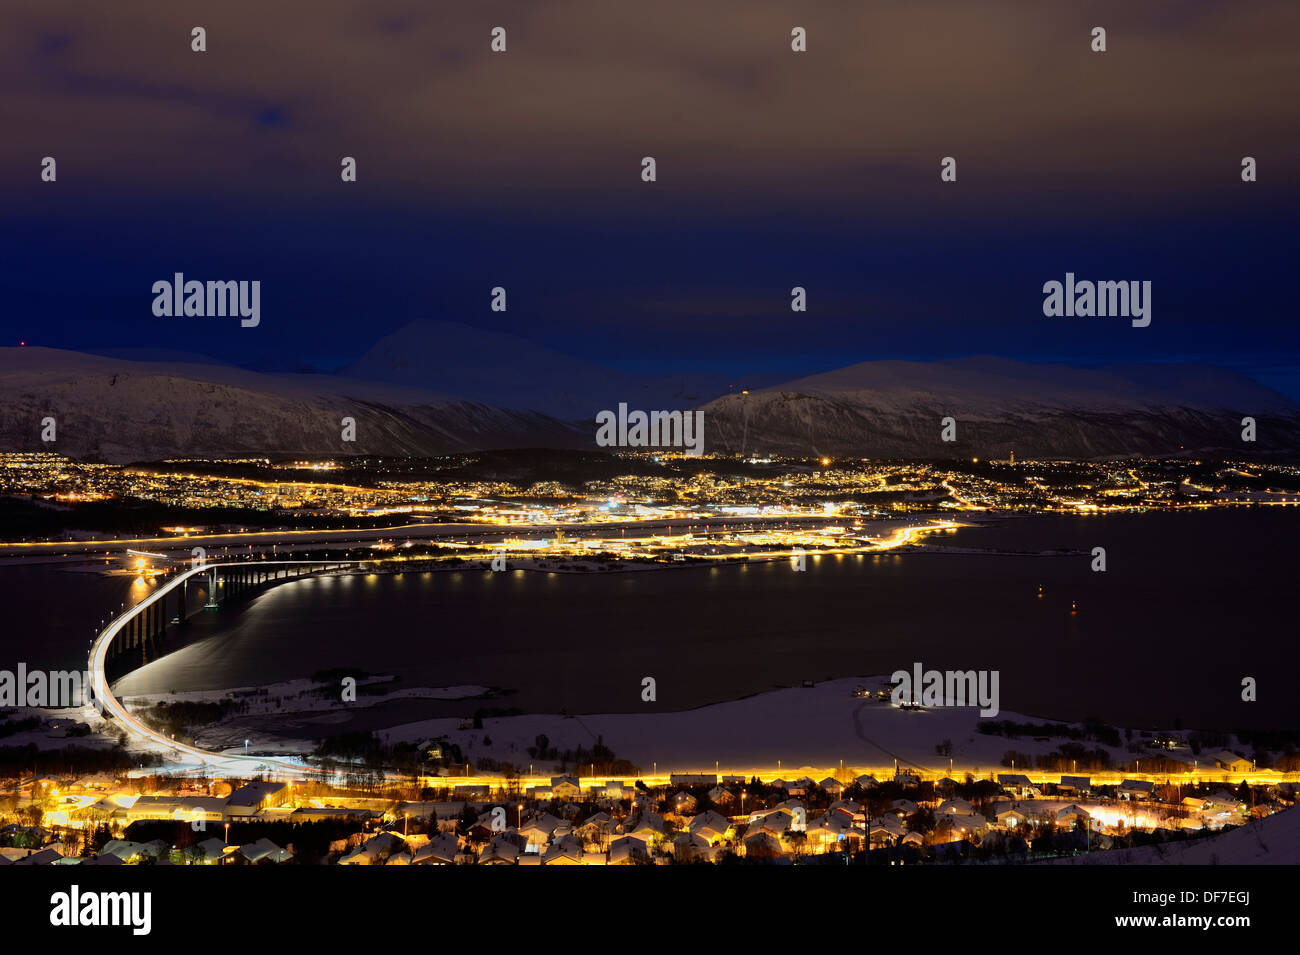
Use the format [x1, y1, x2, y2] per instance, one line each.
[1, 344, 1296, 462]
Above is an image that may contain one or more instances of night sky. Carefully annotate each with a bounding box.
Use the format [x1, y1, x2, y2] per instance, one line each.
[2, 1, 1298, 394]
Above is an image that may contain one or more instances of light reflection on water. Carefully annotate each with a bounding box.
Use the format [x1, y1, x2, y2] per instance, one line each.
[22, 509, 1294, 730]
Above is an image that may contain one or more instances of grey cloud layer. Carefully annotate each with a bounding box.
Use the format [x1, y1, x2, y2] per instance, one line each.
[2, 0, 1296, 208]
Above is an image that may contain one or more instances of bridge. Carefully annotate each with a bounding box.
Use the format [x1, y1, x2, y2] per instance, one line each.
[87, 559, 355, 778]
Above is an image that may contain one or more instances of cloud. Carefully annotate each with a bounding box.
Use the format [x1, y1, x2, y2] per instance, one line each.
[1, 0, 1295, 216]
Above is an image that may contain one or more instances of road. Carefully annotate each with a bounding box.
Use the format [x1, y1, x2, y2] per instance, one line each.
[3, 514, 902, 561]
[87, 560, 354, 780]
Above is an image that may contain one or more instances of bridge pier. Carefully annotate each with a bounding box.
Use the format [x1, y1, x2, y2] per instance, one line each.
[102, 562, 351, 674]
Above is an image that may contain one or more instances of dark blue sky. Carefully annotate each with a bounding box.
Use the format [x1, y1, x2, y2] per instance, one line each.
[3, 0, 1298, 395]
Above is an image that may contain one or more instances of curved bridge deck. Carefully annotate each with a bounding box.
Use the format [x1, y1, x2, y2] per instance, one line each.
[88, 560, 354, 778]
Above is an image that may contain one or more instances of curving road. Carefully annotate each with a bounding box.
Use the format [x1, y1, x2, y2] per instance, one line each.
[87, 560, 354, 779]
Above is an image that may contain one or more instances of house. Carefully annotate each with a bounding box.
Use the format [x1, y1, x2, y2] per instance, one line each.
[995, 808, 1028, 829]
[672, 831, 715, 863]
[543, 834, 587, 865]
[13, 848, 63, 866]
[467, 810, 503, 842]
[518, 812, 564, 850]
[412, 832, 460, 865]
[551, 776, 582, 800]
[670, 773, 716, 787]
[830, 798, 861, 816]
[599, 781, 627, 799]
[1056, 804, 1091, 825]
[1206, 791, 1245, 812]
[894, 772, 921, 786]
[122, 795, 227, 825]
[997, 773, 1034, 795]
[1057, 776, 1091, 795]
[742, 830, 784, 859]
[939, 812, 987, 837]
[806, 812, 855, 848]
[890, 799, 919, 816]
[868, 814, 907, 846]
[776, 799, 806, 820]
[748, 808, 793, 837]
[938, 797, 973, 815]
[608, 835, 649, 865]
[772, 777, 812, 796]
[575, 812, 616, 849]
[478, 835, 522, 865]
[225, 781, 287, 816]
[1212, 751, 1252, 774]
[99, 840, 167, 863]
[855, 774, 879, 789]
[338, 831, 407, 865]
[671, 790, 698, 815]
[687, 810, 730, 845]
[238, 838, 292, 864]
[626, 812, 666, 845]
[1118, 779, 1155, 800]
[189, 838, 230, 864]
[818, 777, 846, 795]
[707, 785, 735, 807]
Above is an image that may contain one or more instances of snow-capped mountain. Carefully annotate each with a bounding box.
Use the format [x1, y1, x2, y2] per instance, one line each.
[2, 347, 1295, 462]
[0, 348, 582, 462]
[697, 356, 1300, 459]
